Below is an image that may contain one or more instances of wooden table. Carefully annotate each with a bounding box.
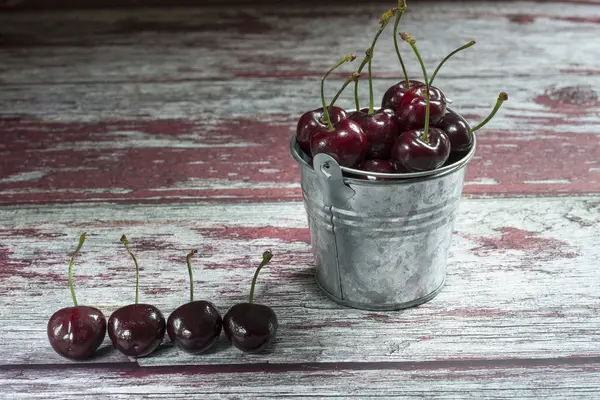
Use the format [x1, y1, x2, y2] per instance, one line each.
[1, 1, 600, 398]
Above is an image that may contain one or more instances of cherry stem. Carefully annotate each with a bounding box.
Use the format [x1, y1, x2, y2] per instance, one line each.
[429, 40, 476, 86]
[120, 234, 140, 305]
[471, 92, 509, 132]
[354, 55, 370, 111]
[248, 250, 273, 304]
[329, 72, 361, 112]
[321, 54, 356, 131]
[68, 232, 86, 307]
[393, 0, 410, 88]
[402, 32, 430, 142]
[186, 249, 198, 303]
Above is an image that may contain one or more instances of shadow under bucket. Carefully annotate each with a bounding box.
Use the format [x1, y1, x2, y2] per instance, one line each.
[290, 129, 476, 311]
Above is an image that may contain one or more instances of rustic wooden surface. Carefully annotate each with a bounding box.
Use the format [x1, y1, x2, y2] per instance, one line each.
[1, 1, 600, 398]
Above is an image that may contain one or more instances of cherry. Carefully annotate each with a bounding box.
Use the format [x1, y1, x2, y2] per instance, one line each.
[381, 80, 425, 110]
[438, 92, 508, 163]
[167, 249, 222, 354]
[296, 54, 356, 155]
[108, 235, 166, 358]
[347, 10, 400, 160]
[47, 233, 106, 360]
[396, 84, 447, 131]
[310, 119, 367, 168]
[390, 32, 450, 172]
[223, 251, 277, 353]
[359, 159, 396, 174]
[348, 108, 398, 159]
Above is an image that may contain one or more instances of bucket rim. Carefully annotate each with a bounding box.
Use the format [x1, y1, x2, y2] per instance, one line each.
[290, 109, 477, 182]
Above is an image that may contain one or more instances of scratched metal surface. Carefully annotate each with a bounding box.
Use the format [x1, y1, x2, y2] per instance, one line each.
[1, 1, 600, 398]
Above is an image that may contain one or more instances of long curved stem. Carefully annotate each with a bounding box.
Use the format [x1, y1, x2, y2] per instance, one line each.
[320, 54, 356, 131]
[329, 72, 361, 110]
[402, 32, 430, 142]
[68, 232, 87, 307]
[186, 249, 198, 303]
[393, 0, 409, 88]
[471, 92, 509, 132]
[248, 251, 273, 304]
[429, 40, 476, 86]
[120, 234, 140, 305]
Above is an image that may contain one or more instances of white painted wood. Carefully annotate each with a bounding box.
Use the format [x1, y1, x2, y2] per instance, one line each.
[0, 197, 598, 366]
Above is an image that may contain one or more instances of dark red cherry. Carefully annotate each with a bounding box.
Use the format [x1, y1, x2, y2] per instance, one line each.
[166, 249, 222, 354]
[436, 110, 473, 155]
[348, 108, 399, 159]
[47, 306, 106, 360]
[108, 303, 166, 357]
[396, 85, 447, 131]
[223, 302, 278, 353]
[296, 106, 347, 154]
[390, 127, 450, 172]
[167, 300, 222, 354]
[358, 159, 396, 174]
[223, 251, 277, 353]
[381, 80, 425, 110]
[310, 119, 367, 168]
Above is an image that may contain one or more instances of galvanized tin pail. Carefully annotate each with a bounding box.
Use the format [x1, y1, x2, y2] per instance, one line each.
[290, 121, 476, 311]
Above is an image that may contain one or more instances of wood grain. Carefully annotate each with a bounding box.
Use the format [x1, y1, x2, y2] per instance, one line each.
[1, 198, 598, 367]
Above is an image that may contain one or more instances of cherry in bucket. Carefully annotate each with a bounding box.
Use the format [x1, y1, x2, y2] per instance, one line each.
[167, 249, 222, 354]
[223, 251, 278, 353]
[296, 54, 357, 155]
[108, 235, 166, 357]
[349, 9, 399, 160]
[47, 233, 107, 360]
[390, 32, 450, 172]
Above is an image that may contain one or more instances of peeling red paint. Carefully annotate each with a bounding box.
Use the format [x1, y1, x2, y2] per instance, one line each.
[193, 226, 311, 244]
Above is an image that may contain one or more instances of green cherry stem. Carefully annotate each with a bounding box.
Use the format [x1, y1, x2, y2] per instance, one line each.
[120, 234, 140, 305]
[186, 249, 198, 303]
[354, 54, 370, 111]
[248, 250, 273, 304]
[330, 72, 361, 110]
[429, 40, 476, 86]
[401, 32, 431, 142]
[68, 232, 87, 307]
[321, 54, 356, 131]
[471, 92, 509, 132]
[393, 0, 410, 88]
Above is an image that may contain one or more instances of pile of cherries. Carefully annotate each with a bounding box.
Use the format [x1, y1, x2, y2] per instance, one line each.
[296, 3, 507, 176]
[47, 233, 277, 360]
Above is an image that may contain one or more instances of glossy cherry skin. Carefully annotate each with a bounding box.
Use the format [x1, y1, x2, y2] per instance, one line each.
[167, 300, 222, 354]
[396, 86, 447, 131]
[358, 159, 396, 174]
[436, 110, 473, 160]
[348, 108, 399, 159]
[310, 119, 367, 168]
[223, 303, 278, 353]
[381, 80, 425, 110]
[47, 306, 106, 360]
[108, 303, 166, 357]
[390, 127, 451, 172]
[296, 106, 348, 155]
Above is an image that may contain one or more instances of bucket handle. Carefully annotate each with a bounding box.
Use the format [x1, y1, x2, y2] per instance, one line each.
[313, 153, 356, 207]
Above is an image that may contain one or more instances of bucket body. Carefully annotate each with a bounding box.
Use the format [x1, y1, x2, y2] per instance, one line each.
[291, 135, 474, 311]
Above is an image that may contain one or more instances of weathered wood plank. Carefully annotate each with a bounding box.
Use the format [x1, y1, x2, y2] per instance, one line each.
[1, 2, 599, 203]
[2, 360, 600, 399]
[1, 198, 598, 366]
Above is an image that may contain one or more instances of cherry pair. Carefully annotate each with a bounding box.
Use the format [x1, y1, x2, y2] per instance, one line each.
[47, 233, 277, 361]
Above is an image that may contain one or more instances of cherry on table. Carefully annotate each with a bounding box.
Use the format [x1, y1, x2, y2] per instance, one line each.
[108, 235, 166, 358]
[223, 251, 277, 353]
[47, 232, 107, 360]
[167, 249, 222, 354]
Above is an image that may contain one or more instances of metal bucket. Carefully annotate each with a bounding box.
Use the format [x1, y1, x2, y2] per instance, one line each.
[290, 122, 476, 311]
